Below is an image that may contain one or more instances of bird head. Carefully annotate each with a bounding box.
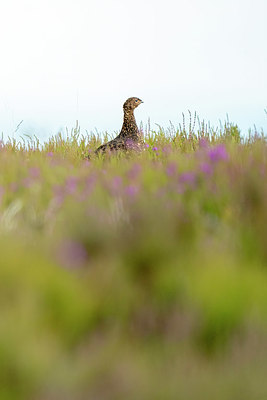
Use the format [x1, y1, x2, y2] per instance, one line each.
[123, 97, 143, 111]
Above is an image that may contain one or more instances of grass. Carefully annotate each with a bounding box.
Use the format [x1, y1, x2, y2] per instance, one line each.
[0, 117, 267, 399]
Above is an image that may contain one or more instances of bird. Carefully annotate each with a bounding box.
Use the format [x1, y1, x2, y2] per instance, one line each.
[94, 97, 144, 155]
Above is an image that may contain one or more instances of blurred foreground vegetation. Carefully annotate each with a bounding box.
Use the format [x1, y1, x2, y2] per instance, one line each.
[0, 119, 267, 399]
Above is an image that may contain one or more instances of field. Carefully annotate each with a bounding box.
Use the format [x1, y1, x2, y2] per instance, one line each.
[0, 118, 267, 400]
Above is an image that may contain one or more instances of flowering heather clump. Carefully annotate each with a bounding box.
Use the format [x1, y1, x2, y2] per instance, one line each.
[125, 184, 139, 197]
[208, 143, 229, 162]
[179, 171, 196, 185]
[111, 175, 123, 192]
[65, 176, 78, 194]
[166, 161, 177, 176]
[200, 161, 213, 175]
[0, 123, 267, 399]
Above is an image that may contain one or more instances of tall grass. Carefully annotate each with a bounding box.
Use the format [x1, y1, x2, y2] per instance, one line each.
[0, 118, 267, 399]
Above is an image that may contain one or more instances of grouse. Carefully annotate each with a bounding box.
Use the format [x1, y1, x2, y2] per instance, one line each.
[94, 97, 144, 155]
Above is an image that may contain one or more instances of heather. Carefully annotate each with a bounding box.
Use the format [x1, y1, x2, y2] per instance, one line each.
[0, 120, 267, 399]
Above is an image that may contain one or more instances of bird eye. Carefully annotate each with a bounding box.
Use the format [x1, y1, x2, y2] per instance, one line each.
[135, 99, 138, 102]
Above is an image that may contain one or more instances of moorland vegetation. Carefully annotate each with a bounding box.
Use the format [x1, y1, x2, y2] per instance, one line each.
[0, 116, 267, 399]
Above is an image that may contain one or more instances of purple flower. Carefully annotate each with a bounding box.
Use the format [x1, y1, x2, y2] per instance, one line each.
[125, 184, 139, 197]
[179, 172, 196, 185]
[109, 176, 123, 195]
[152, 146, 158, 151]
[113, 176, 122, 188]
[79, 175, 96, 200]
[200, 162, 213, 176]
[145, 143, 149, 148]
[57, 239, 88, 269]
[166, 162, 177, 177]
[47, 151, 53, 157]
[65, 176, 78, 194]
[208, 144, 229, 162]
[53, 185, 65, 206]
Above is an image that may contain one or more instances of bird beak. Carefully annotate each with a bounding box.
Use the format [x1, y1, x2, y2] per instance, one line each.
[140, 100, 144, 103]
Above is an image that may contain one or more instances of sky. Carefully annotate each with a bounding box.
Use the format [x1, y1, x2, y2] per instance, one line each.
[0, 0, 266, 140]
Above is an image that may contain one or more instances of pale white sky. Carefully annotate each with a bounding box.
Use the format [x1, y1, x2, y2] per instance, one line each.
[0, 0, 266, 139]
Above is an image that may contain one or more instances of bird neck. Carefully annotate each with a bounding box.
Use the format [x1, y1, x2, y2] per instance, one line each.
[124, 108, 135, 122]
[119, 109, 138, 138]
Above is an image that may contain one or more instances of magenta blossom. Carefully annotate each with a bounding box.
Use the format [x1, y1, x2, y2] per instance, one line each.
[79, 175, 96, 200]
[109, 176, 123, 195]
[112, 176, 123, 188]
[208, 144, 229, 162]
[125, 185, 139, 197]
[200, 162, 213, 175]
[47, 151, 53, 157]
[179, 172, 196, 185]
[166, 162, 177, 177]
[53, 185, 65, 206]
[65, 176, 78, 195]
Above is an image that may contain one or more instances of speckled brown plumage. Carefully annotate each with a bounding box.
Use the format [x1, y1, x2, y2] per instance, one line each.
[94, 97, 144, 155]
